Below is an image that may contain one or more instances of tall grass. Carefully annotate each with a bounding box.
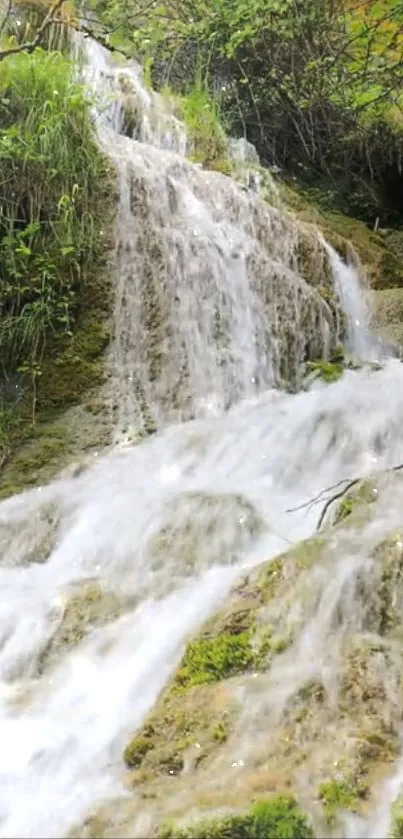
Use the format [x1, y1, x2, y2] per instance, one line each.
[0, 48, 111, 377]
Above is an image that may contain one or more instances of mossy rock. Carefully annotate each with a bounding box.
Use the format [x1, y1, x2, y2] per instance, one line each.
[159, 796, 315, 838]
[0, 252, 112, 496]
[332, 479, 378, 527]
[37, 581, 124, 674]
[0, 403, 112, 500]
[280, 183, 403, 290]
[174, 631, 256, 689]
[369, 531, 403, 634]
[0, 498, 60, 566]
[318, 777, 368, 823]
[371, 287, 403, 352]
[124, 681, 237, 778]
[304, 359, 344, 384]
[117, 470, 403, 833]
[148, 492, 265, 575]
[390, 796, 403, 839]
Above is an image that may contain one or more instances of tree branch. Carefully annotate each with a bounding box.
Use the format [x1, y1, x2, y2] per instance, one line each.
[0, 0, 68, 62]
[286, 462, 403, 533]
[76, 23, 132, 59]
[316, 477, 360, 530]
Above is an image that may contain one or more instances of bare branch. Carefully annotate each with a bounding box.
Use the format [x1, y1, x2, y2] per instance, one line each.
[285, 476, 354, 514]
[0, 0, 68, 62]
[316, 477, 360, 530]
[286, 461, 403, 534]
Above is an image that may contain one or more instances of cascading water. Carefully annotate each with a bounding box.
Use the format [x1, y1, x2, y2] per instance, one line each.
[76, 39, 345, 439]
[1, 36, 403, 839]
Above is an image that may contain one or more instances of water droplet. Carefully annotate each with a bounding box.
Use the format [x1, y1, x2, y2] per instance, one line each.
[396, 541, 402, 550]
[251, 376, 255, 383]
[238, 516, 245, 525]
[373, 488, 378, 494]
[195, 742, 201, 749]
[371, 456, 377, 463]
[252, 673, 257, 678]
[355, 319, 360, 326]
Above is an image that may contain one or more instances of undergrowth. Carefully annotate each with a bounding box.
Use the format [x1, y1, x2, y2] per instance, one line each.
[179, 82, 230, 171]
[0, 47, 112, 460]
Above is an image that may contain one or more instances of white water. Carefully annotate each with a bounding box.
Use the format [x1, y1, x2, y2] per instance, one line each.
[1, 37, 403, 839]
[77, 39, 346, 438]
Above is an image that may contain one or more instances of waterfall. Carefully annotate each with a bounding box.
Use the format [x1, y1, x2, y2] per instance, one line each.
[75, 39, 349, 439]
[1, 36, 403, 839]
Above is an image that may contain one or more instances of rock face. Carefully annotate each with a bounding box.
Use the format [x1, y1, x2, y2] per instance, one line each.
[99, 469, 403, 839]
[370, 288, 403, 354]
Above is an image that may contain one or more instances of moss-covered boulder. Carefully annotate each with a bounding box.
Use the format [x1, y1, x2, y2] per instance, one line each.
[37, 581, 125, 674]
[370, 288, 403, 353]
[113, 470, 403, 837]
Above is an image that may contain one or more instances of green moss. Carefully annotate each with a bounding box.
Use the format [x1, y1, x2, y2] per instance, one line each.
[318, 778, 363, 821]
[0, 430, 69, 499]
[159, 796, 315, 838]
[258, 557, 285, 599]
[124, 682, 236, 776]
[37, 582, 123, 674]
[333, 480, 377, 526]
[369, 531, 403, 635]
[210, 719, 229, 743]
[174, 631, 255, 689]
[297, 679, 325, 704]
[0, 49, 114, 492]
[389, 797, 403, 839]
[305, 360, 344, 383]
[281, 183, 403, 291]
[124, 733, 155, 769]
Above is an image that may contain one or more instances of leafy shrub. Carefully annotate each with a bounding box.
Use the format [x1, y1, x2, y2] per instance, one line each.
[0, 48, 111, 379]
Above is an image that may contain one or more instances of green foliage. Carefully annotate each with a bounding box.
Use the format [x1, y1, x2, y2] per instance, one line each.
[0, 48, 110, 380]
[0, 47, 112, 463]
[159, 796, 315, 838]
[177, 81, 230, 171]
[0, 406, 23, 468]
[174, 631, 255, 688]
[305, 360, 344, 383]
[96, 0, 403, 224]
[318, 778, 361, 821]
[389, 796, 403, 839]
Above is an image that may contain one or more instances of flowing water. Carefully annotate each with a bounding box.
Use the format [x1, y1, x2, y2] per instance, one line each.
[1, 37, 403, 839]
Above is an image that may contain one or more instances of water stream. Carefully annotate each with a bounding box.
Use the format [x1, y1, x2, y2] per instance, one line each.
[1, 37, 403, 838]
